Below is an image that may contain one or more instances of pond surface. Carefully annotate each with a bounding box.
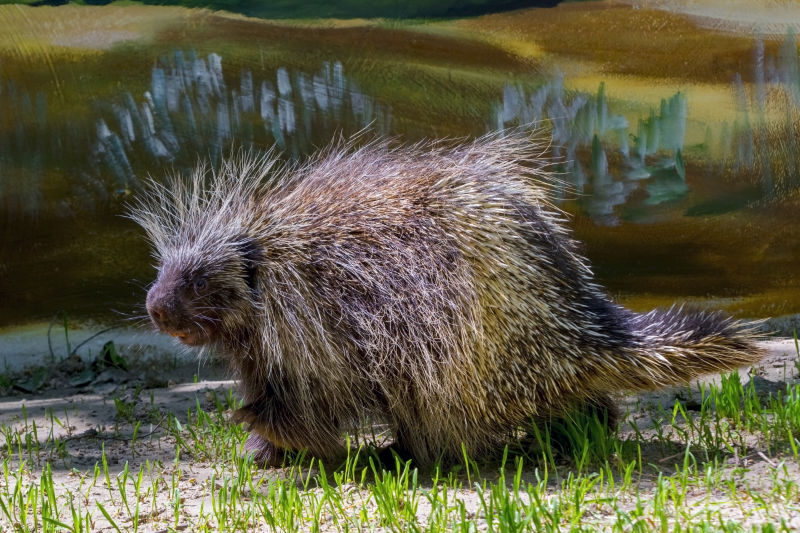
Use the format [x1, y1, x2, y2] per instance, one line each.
[0, 6, 798, 330]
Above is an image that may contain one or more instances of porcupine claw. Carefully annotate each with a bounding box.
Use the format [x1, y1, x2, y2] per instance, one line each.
[243, 433, 285, 468]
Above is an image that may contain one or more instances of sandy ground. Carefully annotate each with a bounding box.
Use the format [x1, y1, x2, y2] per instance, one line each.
[0, 335, 795, 458]
[0, 336, 795, 530]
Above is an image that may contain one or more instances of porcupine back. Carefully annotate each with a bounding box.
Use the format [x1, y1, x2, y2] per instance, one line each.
[132, 134, 763, 465]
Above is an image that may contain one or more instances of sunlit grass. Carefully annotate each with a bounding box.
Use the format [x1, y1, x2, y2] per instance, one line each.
[1, 354, 799, 531]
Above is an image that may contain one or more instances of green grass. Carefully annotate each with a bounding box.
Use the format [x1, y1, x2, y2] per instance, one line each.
[1, 354, 799, 532]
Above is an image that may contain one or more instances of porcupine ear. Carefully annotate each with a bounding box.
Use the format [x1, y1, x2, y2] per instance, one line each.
[236, 237, 262, 293]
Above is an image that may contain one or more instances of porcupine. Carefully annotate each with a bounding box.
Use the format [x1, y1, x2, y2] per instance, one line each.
[131, 134, 763, 467]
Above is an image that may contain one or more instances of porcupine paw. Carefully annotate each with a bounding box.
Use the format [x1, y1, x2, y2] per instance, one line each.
[233, 406, 287, 467]
[243, 432, 286, 468]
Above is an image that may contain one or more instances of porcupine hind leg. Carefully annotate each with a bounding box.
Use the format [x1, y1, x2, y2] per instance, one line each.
[541, 394, 622, 431]
[518, 394, 621, 455]
[583, 393, 621, 429]
[389, 416, 470, 467]
[374, 424, 417, 467]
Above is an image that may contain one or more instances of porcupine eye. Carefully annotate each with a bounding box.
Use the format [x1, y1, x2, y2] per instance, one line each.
[193, 277, 208, 293]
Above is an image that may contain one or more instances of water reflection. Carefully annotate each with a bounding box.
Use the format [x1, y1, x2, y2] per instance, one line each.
[0, 51, 393, 326]
[0, 81, 47, 219]
[0, 51, 391, 223]
[492, 28, 800, 226]
[2, 38, 799, 327]
[718, 30, 800, 201]
[93, 52, 391, 192]
[494, 76, 689, 225]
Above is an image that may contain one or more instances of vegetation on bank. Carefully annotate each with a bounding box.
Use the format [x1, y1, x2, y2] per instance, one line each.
[0, 0, 563, 19]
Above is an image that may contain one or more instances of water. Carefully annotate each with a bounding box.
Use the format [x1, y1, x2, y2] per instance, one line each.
[1, 30, 799, 329]
[0, 51, 392, 327]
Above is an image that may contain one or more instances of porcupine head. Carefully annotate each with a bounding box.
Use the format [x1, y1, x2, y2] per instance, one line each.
[134, 157, 270, 351]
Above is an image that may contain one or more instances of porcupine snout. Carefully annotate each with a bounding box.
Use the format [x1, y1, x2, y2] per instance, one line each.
[145, 277, 179, 332]
[145, 269, 209, 346]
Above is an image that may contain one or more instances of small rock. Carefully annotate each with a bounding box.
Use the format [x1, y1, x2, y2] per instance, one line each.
[69, 368, 96, 388]
[92, 368, 128, 385]
[743, 375, 787, 397]
[62, 353, 85, 374]
[93, 383, 118, 395]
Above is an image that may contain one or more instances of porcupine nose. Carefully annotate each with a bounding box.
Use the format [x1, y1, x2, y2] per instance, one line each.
[148, 304, 166, 324]
[146, 298, 167, 329]
[146, 282, 176, 331]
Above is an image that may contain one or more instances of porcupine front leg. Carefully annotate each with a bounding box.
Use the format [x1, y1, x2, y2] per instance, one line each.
[243, 432, 286, 467]
[234, 395, 346, 465]
[234, 404, 287, 467]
